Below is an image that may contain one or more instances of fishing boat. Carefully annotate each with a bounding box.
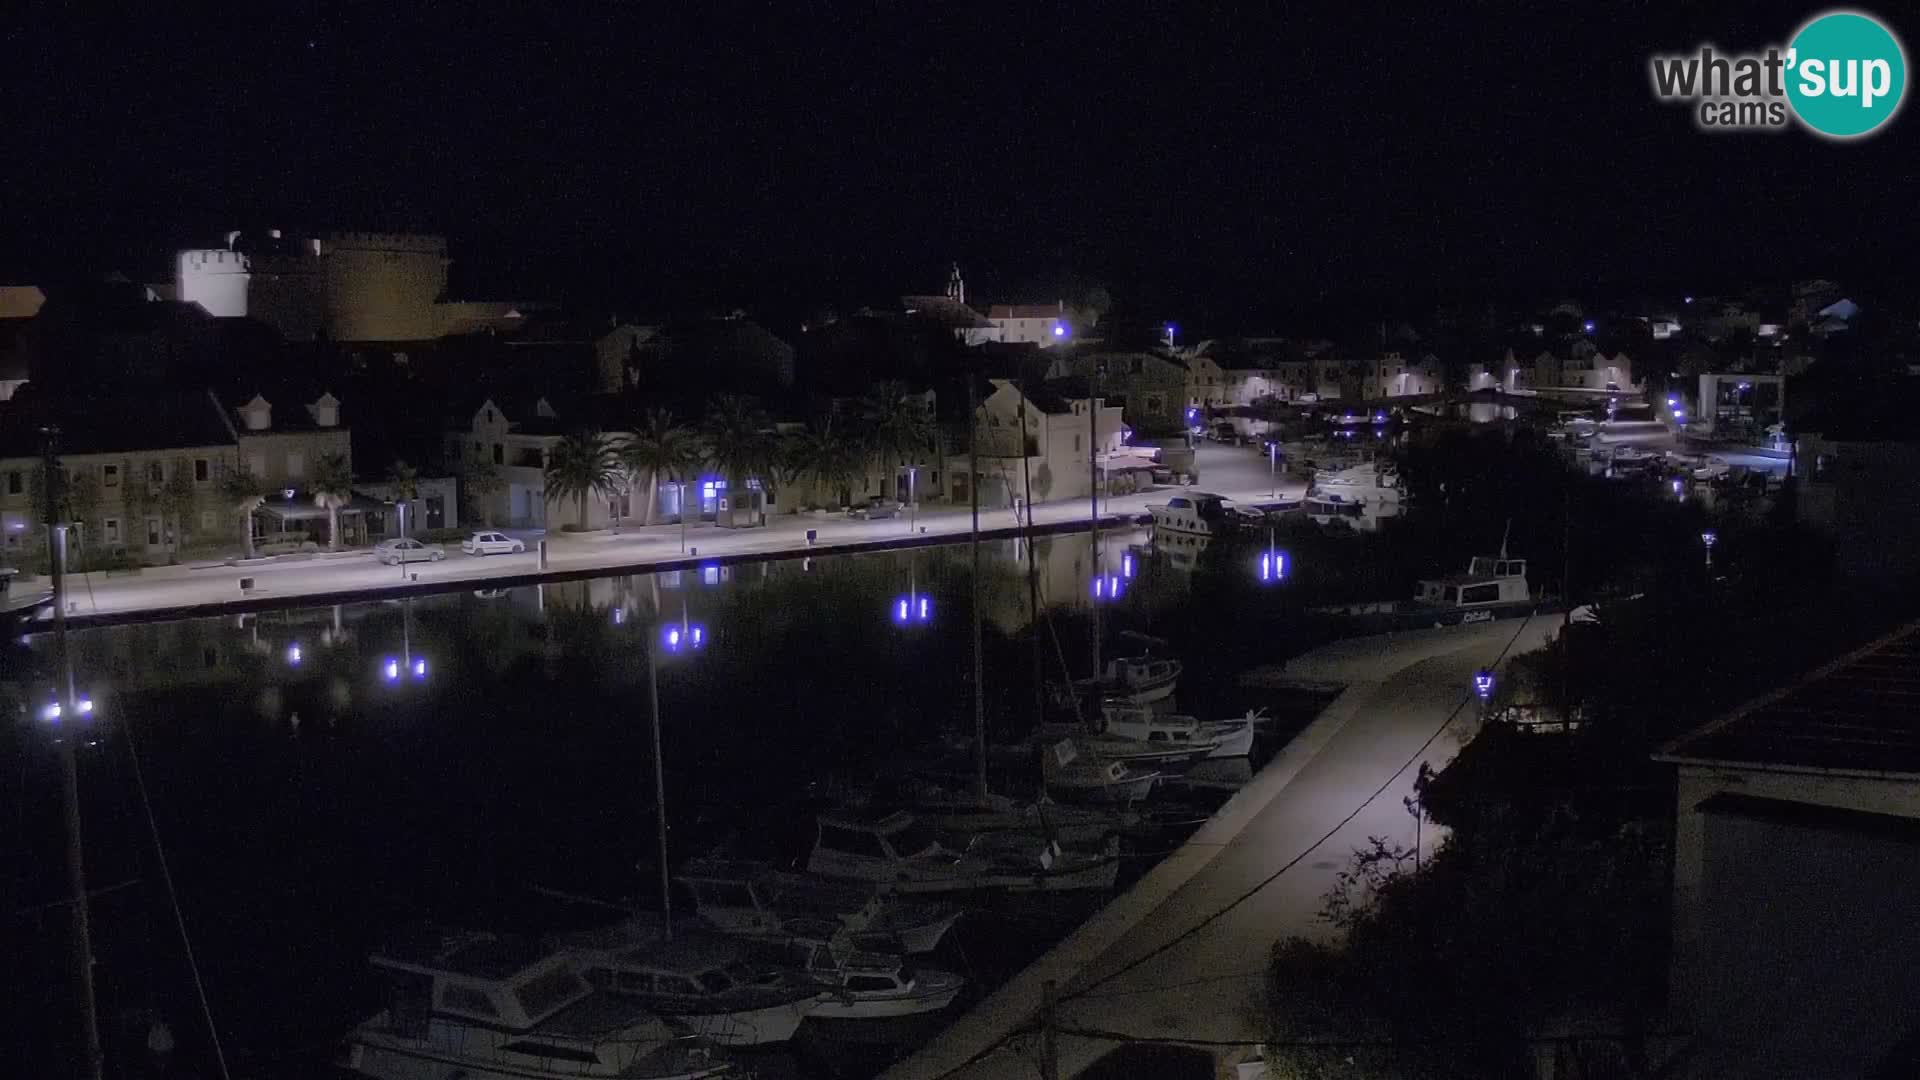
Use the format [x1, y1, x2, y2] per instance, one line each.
[873, 781, 1128, 848]
[345, 927, 734, 1080]
[1096, 703, 1256, 759]
[1042, 740, 1162, 804]
[1070, 655, 1183, 705]
[557, 927, 825, 1046]
[1, 567, 51, 627]
[1310, 545, 1545, 632]
[675, 858, 961, 955]
[772, 939, 965, 1020]
[806, 810, 1120, 893]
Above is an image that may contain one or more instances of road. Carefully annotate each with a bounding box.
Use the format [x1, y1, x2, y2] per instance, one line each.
[884, 616, 1558, 1080]
[30, 444, 1305, 626]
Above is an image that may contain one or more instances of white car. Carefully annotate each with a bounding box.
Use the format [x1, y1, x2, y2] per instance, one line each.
[462, 531, 526, 556]
[373, 538, 445, 565]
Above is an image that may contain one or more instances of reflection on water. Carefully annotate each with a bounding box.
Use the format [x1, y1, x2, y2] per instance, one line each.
[13, 528, 1290, 1075]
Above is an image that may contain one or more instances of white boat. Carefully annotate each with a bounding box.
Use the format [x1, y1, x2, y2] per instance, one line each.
[773, 938, 965, 1020]
[806, 810, 1120, 894]
[1, 567, 52, 627]
[675, 858, 961, 955]
[558, 927, 825, 1046]
[1071, 655, 1183, 705]
[1310, 550, 1542, 631]
[1043, 740, 1161, 804]
[1097, 703, 1255, 759]
[1301, 463, 1402, 532]
[345, 927, 733, 1080]
[1148, 492, 1264, 537]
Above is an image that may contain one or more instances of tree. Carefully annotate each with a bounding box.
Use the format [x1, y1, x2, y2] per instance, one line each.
[160, 458, 197, 561]
[220, 465, 266, 559]
[701, 394, 773, 496]
[790, 412, 865, 507]
[26, 461, 66, 528]
[617, 409, 698, 525]
[67, 469, 102, 539]
[463, 458, 505, 527]
[386, 460, 419, 538]
[542, 432, 619, 531]
[124, 465, 157, 553]
[310, 452, 355, 551]
[856, 381, 934, 501]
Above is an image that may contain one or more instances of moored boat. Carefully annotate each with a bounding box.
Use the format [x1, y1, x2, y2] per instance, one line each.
[1097, 703, 1255, 759]
[1042, 740, 1162, 804]
[345, 926, 733, 1080]
[556, 927, 825, 1046]
[675, 858, 961, 955]
[806, 810, 1120, 894]
[1069, 655, 1183, 705]
[1309, 549, 1547, 632]
[771, 938, 965, 1020]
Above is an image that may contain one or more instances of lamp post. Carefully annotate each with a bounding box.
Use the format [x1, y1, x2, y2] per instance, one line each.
[1268, 440, 1278, 498]
[648, 609, 706, 939]
[1701, 530, 1716, 573]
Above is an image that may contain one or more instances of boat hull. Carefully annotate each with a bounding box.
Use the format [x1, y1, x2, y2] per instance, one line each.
[1202, 722, 1255, 759]
[662, 998, 815, 1046]
[806, 971, 964, 1020]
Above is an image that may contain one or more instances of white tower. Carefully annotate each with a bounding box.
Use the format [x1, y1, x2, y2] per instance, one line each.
[946, 263, 965, 306]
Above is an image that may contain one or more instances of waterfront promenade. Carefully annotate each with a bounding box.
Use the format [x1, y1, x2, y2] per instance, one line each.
[25, 447, 1306, 627]
[884, 616, 1557, 1080]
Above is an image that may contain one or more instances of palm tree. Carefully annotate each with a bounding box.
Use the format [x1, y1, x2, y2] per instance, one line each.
[618, 409, 698, 525]
[542, 431, 620, 531]
[701, 394, 772, 498]
[220, 465, 265, 559]
[310, 452, 355, 550]
[386, 460, 419, 538]
[791, 412, 865, 508]
[857, 381, 934, 503]
[464, 458, 505, 527]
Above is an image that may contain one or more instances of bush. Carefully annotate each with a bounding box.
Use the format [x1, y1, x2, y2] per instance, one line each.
[420, 526, 467, 543]
[558, 523, 590, 533]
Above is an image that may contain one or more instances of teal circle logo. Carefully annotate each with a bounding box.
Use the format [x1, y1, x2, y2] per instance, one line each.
[1786, 11, 1907, 138]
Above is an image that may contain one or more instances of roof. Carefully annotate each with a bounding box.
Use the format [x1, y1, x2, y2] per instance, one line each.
[988, 304, 1064, 320]
[1695, 791, 1920, 843]
[371, 926, 550, 982]
[1657, 619, 1920, 776]
[901, 296, 994, 330]
[0, 392, 237, 459]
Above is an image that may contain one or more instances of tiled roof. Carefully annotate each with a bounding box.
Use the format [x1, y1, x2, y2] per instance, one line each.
[901, 296, 995, 330]
[1658, 620, 1920, 776]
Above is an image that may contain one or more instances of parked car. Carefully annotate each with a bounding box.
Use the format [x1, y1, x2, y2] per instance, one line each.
[848, 497, 902, 520]
[461, 530, 526, 556]
[373, 538, 445, 565]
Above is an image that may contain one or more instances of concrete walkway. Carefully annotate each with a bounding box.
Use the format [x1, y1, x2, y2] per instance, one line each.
[27, 470, 1307, 627]
[883, 616, 1557, 1080]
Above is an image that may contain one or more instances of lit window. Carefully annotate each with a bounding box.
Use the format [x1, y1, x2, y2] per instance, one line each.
[103, 464, 120, 488]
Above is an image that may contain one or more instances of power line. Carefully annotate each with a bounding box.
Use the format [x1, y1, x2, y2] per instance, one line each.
[1062, 613, 1540, 1003]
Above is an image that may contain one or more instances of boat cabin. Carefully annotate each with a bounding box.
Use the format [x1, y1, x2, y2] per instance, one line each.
[1151, 492, 1250, 535]
[369, 929, 599, 1034]
[571, 935, 778, 1003]
[1099, 705, 1207, 744]
[676, 859, 870, 936]
[814, 810, 943, 863]
[1102, 656, 1178, 687]
[1414, 556, 1530, 608]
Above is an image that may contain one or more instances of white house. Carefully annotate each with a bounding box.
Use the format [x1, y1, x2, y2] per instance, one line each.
[987, 303, 1072, 347]
[967, 379, 1125, 509]
[450, 396, 632, 529]
[1654, 621, 1920, 1078]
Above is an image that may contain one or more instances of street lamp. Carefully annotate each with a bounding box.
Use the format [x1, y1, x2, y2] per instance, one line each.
[1268, 440, 1278, 498]
[1473, 669, 1495, 700]
[283, 487, 296, 541]
[648, 613, 709, 940]
[1701, 530, 1717, 572]
[1091, 573, 1125, 601]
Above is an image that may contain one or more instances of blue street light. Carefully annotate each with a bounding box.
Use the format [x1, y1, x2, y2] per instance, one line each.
[1473, 670, 1495, 699]
[1258, 549, 1288, 584]
[412, 657, 427, 679]
[1091, 574, 1125, 601]
[287, 643, 303, 666]
[42, 700, 61, 722]
[383, 658, 400, 682]
[1052, 324, 1066, 338]
[663, 623, 708, 653]
[1122, 552, 1135, 580]
[892, 594, 933, 625]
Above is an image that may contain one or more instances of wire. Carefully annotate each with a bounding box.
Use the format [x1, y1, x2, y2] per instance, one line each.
[1062, 613, 1540, 1003]
[122, 718, 232, 1080]
[1071, 969, 1268, 1000]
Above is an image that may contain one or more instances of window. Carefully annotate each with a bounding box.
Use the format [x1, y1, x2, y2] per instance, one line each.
[147, 461, 164, 485]
[1073, 434, 1081, 453]
[5, 471, 19, 495]
[492, 443, 504, 465]
[1459, 583, 1501, 605]
[847, 975, 897, 993]
[194, 458, 210, 482]
[286, 451, 304, 478]
[147, 519, 162, 546]
[102, 464, 120, 488]
[439, 984, 499, 1017]
[501, 1042, 598, 1065]
[104, 519, 121, 544]
[201, 511, 217, 530]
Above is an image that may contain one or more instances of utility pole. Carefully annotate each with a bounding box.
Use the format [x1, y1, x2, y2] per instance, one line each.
[968, 376, 987, 803]
[44, 428, 104, 1080]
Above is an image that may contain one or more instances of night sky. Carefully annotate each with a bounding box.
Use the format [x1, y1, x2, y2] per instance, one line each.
[2, 1, 1912, 330]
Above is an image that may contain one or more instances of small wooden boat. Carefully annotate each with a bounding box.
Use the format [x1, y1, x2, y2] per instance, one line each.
[1043, 740, 1161, 804]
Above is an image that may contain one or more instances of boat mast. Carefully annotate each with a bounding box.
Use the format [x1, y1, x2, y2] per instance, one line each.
[1017, 379, 1043, 732]
[968, 376, 987, 802]
[43, 427, 104, 1080]
[1089, 364, 1101, 681]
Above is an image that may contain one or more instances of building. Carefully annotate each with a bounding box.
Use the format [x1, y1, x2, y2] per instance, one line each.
[902, 264, 997, 348]
[1655, 621, 1920, 1078]
[966, 377, 1125, 509]
[987, 303, 1072, 347]
[449, 395, 640, 529]
[1368, 350, 1445, 399]
[219, 384, 362, 548]
[1694, 373, 1783, 438]
[1043, 350, 1188, 434]
[176, 230, 538, 344]
[0, 392, 241, 564]
[1796, 432, 1920, 583]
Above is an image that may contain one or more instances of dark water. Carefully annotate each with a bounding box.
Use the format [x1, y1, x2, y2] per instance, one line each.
[4, 526, 1352, 1079]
